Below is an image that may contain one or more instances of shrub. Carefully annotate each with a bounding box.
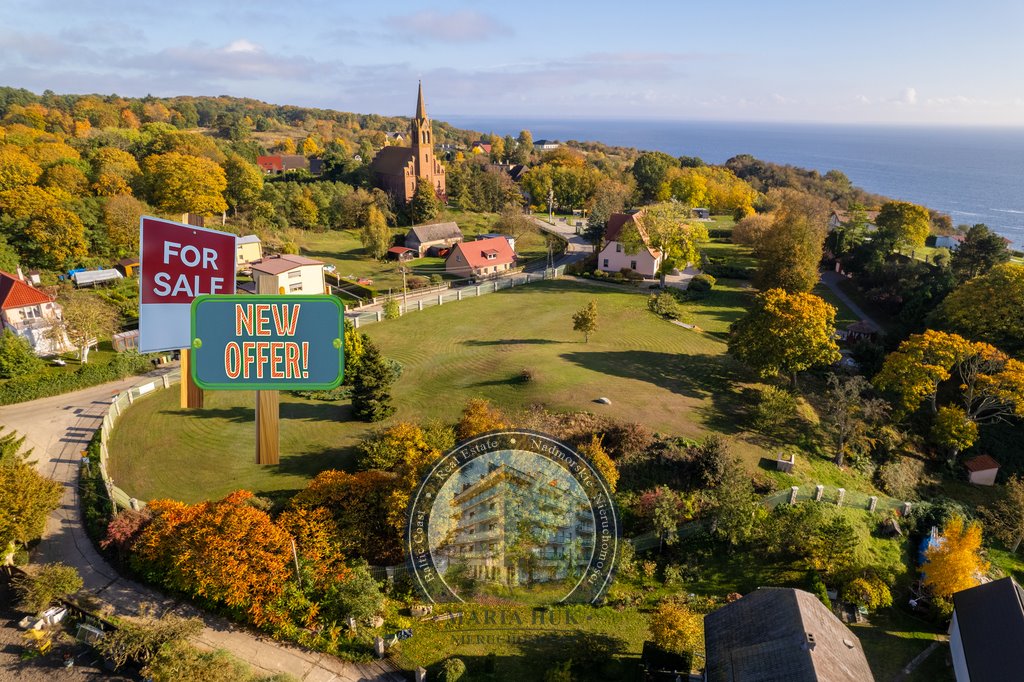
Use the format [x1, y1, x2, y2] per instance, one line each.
[877, 457, 928, 500]
[12, 563, 83, 614]
[0, 330, 43, 378]
[808, 571, 830, 606]
[322, 561, 385, 623]
[687, 273, 716, 299]
[592, 269, 608, 278]
[701, 257, 754, 279]
[663, 564, 683, 587]
[407, 275, 429, 290]
[0, 352, 152, 405]
[649, 601, 703, 656]
[429, 274, 444, 285]
[96, 615, 204, 670]
[690, 434, 730, 487]
[647, 291, 681, 319]
[641, 560, 658, 581]
[440, 657, 467, 682]
[457, 398, 506, 440]
[382, 298, 400, 320]
[620, 267, 644, 282]
[753, 385, 797, 435]
[519, 367, 536, 383]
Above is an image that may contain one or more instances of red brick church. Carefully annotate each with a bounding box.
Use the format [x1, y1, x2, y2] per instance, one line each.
[370, 82, 447, 204]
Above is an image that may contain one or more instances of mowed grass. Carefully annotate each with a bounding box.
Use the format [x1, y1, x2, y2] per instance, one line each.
[108, 278, 768, 503]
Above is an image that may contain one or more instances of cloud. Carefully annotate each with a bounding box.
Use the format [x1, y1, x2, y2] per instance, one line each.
[127, 40, 331, 82]
[901, 87, 918, 105]
[387, 10, 511, 43]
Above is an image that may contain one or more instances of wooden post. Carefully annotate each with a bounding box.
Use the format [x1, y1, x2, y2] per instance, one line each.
[255, 390, 280, 465]
[179, 349, 204, 409]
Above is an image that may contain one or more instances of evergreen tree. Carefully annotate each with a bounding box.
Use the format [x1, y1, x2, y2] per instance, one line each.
[411, 181, 441, 224]
[350, 340, 396, 422]
[0, 330, 43, 378]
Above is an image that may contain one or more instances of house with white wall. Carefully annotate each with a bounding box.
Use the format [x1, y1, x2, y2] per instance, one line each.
[597, 211, 662, 278]
[0, 269, 69, 355]
[248, 255, 327, 295]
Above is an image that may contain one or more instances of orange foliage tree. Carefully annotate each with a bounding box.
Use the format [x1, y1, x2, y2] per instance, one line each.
[923, 515, 990, 599]
[456, 399, 507, 440]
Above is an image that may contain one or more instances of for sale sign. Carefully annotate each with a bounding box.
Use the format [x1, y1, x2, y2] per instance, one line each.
[139, 216, 236, 353]
[189, 295, 344, 390]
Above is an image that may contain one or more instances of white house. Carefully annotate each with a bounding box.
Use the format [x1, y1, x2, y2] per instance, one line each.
[445, 236, 516, 280]
[828, 209, 880, 232]
[248, 255, 327, 295]
[950, 577, 1024, 681]
[597, 211, 662, 278]
[0, 269, 69, 355]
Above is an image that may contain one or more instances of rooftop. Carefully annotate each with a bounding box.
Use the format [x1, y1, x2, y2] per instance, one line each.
[447, 236, 516, 269]
[408, 221, 463, 243]
[0, 270, 53, 310]
[964, 454, 1000, 472]
[953, 577, 1024, 681]
[251, 254, 324, 275]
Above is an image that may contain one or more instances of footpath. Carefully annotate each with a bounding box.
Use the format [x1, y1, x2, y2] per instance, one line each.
[0, 372, 404, 682]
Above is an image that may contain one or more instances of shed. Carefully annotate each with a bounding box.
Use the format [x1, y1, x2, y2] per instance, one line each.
[112, 329, 139, 352]
[964, 455, 1000, 486]
[387, 246, 415, 262]
[117, 257, 139, 277]
[692, 207, 711, 220]
[72, 269, 123, 287]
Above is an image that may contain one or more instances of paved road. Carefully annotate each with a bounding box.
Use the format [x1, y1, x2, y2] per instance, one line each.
[820, 270, 881, 330]
[531, 216, 595, 265]
[0, 374, 404, 682]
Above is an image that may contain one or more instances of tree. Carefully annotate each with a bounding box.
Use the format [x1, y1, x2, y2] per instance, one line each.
[0, 428, 62, 563]
[728, 289, 841, 387]
[873, 330, 1024, 427]
[456, 398, 506, 440]
[752, 193, 827, 293]
[223, 154, 264, 214]
[577, 435, 619, 492]
[440, 657, 468, 682]
[514, 130, 533, 164]
[0, 329, 43, 378]
[874, 200, 931, 253]
[732, 213, 772, 246]
[359, 204, 391, 259]
[143, 151, 228, 216]
[572, 300, 598, 343]
[23, 205, 88, 268]
[951, 224, 1011, 283]
[649, 601, 703, 656]
[350, 339, 396, 422]
[930, 405, 978, 459]
[841, 574, 893, 612]
[935, 263, 1024, 357]
[923, 515, 989, 599]
[103, 194, 147, 258]
[411, 181, 440, 224]
[322, 561, 385, 623]
[806, 515, 857, 577]
[982, 475, 1024, 553]
[301, 136, 322, 157]
[0, 146, 41, 190]
[90, 147, 141, 196]
[12, 562, 82, 613]
[584, 178, 631, 246]
[621, 203, 709, 286]
[707, 460, 765, 547]
[48, 292, 119, 363]
[822, 374, 889, 466]
[631, 151, 676, 202]
[639, 486, 695, 550]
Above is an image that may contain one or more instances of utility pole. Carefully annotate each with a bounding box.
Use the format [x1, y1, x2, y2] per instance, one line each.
[548, 187, 554, 222]
[400, 265, 409, 309]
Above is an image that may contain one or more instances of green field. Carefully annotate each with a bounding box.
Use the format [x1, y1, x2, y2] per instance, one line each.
[107, 278, 771, 503]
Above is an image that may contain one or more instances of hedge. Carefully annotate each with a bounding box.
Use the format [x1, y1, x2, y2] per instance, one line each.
[81, 428, 114, 546]
[701, 260, 754, 280]
[327, 273, 379, 299]
[0, 352, 153, 406]
[707, 228, 733, 239]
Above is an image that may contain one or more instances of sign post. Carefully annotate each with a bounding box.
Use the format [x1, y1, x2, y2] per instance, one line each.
[138, 216, 236, 408]
[190, 295, 344, 464]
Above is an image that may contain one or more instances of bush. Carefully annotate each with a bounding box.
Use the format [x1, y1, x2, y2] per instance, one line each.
[592, 269, 608, 279]
[701, 257, 754, 279]
[663, 564, 683, 587]
[407, 275, 430, 290]
[96, 615, 204, 670]
[753, 385, 797, 435]
[877, 457, 929, 500]
[687, 273, 716, 299]
[0, 330, 43, 378]
[322, 562, 384, 623]
[429, 274, 444, 285]
[440, 657, 467, 682]
[382, 298, 400, 320]
[12, 563, 83, 613]
[0, 352, 152, 405]
[647, 291, 681, 319]
[808, 571, 830, 606]
[706, 228, 733, 239]
[292, 386, 352, 401]
[620, 268, 644, 282]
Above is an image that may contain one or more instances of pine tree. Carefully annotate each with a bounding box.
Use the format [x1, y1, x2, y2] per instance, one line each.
[351, 340, 396, 422]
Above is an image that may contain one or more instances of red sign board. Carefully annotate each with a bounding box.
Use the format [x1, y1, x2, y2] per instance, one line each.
[139, 216, 236, 353]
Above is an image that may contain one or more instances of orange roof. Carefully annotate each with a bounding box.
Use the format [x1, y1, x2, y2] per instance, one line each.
[964, 454, 1000, 472]
[0, 271, 52, 310]
[447, 237, 515, 269]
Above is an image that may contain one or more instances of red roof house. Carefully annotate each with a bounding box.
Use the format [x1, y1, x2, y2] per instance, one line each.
[0, 270, 68, 355]
[445, 237, 516, 279]
[597, 210, 663, 278]
[257, 155, 284, 174]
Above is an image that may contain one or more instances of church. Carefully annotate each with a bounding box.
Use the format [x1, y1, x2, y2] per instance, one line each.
[370, 82, 447, 205]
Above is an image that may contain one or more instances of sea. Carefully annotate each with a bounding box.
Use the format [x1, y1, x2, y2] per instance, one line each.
[444, 117, 1024, 250]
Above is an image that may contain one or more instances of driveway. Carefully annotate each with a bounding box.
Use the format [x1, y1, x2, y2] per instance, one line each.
[820, 270, 881, 330]
[0, 372, 405, 681]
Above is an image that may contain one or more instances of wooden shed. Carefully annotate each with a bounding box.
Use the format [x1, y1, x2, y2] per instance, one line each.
[964, 455, 1000, 486]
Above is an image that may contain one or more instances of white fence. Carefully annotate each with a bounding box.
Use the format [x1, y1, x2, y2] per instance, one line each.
[348, 266, 565, 328]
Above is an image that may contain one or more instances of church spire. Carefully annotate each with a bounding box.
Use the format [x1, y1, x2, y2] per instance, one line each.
[415, 80, 427, 121]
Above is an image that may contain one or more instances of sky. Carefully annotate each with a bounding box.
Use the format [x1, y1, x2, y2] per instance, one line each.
[1, 0, 1022, 126]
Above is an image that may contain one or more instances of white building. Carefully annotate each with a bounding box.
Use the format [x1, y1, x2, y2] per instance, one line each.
[0, 270, 69, 355]
[597, 211, 662, 278]
[248, 255, 327, 295]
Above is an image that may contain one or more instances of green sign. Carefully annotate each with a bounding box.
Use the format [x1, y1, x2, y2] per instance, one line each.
[190, 295, 344, 390]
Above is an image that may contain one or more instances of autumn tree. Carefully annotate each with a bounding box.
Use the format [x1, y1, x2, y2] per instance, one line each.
[752, 193, 828, 293]
[822, 374, 889, 466]
[728, 289, 841, 387]
[930, 406, 979, 459]
[923, 515, 989, 599]
[571, 300, 599, 343]
[48, 292, 119, 363]
[356, 422, 441, 534]
[275, 506, 348, 588]
[638, 486, 695, 550]
[143, 151, 228, 216]
[631, 151, 676, 202]
[222, 153, 264, 214]
[103, 194, 147, 258]
[578, 435, 619, 492]
[982, 476, 1024, 553]
[0, 145, 41, 190]
[456, 398, 507, 440]
[359, 204, 391, 259]
[950, 224, 1011, 283]
[350, 339, 397, 422]
[621, 203, 709, 285]
[841, 574, 893, 612]
[935, 263, 1024, 357]
[411, 181, 441, 224]
[0, 428, 62, 564]
[874, 200, 931, 253]
[301, 136, 322, 157]
[40, 162, 89, 197]
[731, 213, 772, 246]
[514, 130, 533, 164]
[649, 601, 703, 656]
[90, 147, 140, 196]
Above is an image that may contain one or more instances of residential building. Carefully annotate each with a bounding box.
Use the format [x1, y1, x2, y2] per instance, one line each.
[931, 234, 966, 250]
[828, 209, 880, 232]
[477, 233, 516, 252]
[236, 234, 264, 269]
[256, 155, 283, 174]
[533, 139, 560, 151]
[0, 270, 69, 355]
[370, 82, 447, 205]
[470, 141, 492, 155]
[248, 254, 327, 295]
[445, 237, 516, 280]
[963, 455, 1000, 486]
[597, 211, 662, 278]
[704, 587, 875, 682]
[950, 577, 1024, 681]
[256, 155, 317, 175]
[405, 222, 464, 257]
[437, 461, 595, 585]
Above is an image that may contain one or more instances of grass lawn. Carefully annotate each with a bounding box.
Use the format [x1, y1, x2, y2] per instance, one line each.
[850, 607, 952, 681]
[108, 278, 773, 503]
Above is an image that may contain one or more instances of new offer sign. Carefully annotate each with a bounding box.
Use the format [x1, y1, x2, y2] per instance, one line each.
[190, 295, 344, 390]
[139, 216, 236, 352]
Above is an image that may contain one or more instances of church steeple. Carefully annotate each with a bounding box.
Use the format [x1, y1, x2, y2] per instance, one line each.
[415, 80, 427, 121]
[411, 81, 433, 179]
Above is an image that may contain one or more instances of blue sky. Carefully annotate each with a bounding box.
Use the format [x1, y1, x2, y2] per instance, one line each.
[1, 0, 1021, 125]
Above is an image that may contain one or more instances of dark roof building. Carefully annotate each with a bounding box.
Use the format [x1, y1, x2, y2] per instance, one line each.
[950, 577, 1024, 681]
[405, 222, 463, 256]
[704, 587, 875, 682]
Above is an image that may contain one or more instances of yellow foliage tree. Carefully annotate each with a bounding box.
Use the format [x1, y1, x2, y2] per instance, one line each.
[649, 601, 703, 657]
[457, 399, 507, 440]
[578, 435, 619, 492]
[301, 137, 322, 157]
[923, 515, 989, 598]
[143, 152, 227, 216]
[0, 146, 42, 191]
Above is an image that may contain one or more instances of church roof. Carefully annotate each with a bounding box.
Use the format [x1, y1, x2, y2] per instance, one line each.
[371, 146, 415, 176]
[416, 81, 427, 120]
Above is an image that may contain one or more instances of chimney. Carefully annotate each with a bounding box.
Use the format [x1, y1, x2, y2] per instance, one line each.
[16, 266, 25, 283]
[803, 632, 816, 651]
